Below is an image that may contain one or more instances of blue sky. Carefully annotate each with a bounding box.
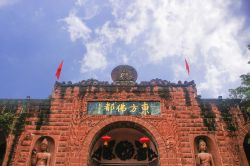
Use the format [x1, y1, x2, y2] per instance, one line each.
[0, 0, 250, 99]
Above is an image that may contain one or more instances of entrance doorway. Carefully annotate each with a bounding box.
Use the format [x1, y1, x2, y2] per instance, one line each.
[89, 121, 159, 166]
[243, 132, 250, 164]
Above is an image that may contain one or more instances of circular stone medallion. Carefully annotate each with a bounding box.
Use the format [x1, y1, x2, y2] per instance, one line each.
[111, 65, 137, 82]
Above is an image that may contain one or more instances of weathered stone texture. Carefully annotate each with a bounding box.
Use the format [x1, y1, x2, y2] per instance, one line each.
[0, 79, 249, 166]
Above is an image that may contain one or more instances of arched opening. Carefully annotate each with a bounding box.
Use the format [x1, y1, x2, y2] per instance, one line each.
[243, 132, 250, 164]
[89, 121, 159, 166]
[194, 135, 221, 166]
[30, 136, 55, 166]
[0, 132, 6, 165]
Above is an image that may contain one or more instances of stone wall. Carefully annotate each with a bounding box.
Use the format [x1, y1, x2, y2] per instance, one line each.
[1, 80, 249, 166]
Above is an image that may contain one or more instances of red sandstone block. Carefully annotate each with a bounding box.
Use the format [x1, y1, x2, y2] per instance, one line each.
[40, 126, 52, 130]
[59, 143, 67, 147]
[20, 140, 31, 147]
[168, 158, 180, 164]
[71, 164, 80, 166]
[24, 123, 36, 130]
[56, 153, 65, 157]
[59, 136, 68, 141]
[15, 163, 26, 166]
[49, 131, 61, 135]
[62, 119, 71, 123]
[180, 138, 190, 142]
[55, 159, 66, 164]
[181, 158, 193, 165]
[57, 126, 69, 130]
[49, 122, 68, 126]
[69, 158, 80, 163]
[58, 147, 67, 152]
[182, 148, 192, 153]
[49, 114, 65, 118]
[183, 153, 193, 159]
[182, 142, 191, 148]
[166, 153, 175, 158]
[50, 110, 62, 114]
[32, 131, 48, 135]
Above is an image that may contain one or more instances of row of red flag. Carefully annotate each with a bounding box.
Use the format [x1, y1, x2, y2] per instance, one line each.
[55, 59, 190, 80]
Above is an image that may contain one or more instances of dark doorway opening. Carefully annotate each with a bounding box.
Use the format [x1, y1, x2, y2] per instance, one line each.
[89, 121, 159, 166]
[243, 132, 250, 164]
[0, 132, 6, 165]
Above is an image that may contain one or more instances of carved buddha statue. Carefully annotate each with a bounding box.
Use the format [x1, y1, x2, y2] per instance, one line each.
[196, 139, 215, 166]
[31, 138, 51, 166]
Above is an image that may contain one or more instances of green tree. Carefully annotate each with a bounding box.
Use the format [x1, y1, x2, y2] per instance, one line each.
[0, 110, 15, 136]
[229, 61, 250, 120]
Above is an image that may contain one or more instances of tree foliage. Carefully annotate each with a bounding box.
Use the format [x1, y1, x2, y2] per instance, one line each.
[229, 61, 250, 120]
[0, 112, 15, 135]
[0, 109, 15, 136]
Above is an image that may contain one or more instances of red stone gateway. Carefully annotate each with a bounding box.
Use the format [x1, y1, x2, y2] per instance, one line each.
[0, 65, 249, 166]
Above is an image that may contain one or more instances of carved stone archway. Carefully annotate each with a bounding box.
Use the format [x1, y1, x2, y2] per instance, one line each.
[193, 135, 222, 166]
[237, 122, 250, 165]
[243, 133, 250, 164]
[80, 116, 169, 166]
[89, 121, 159, 165]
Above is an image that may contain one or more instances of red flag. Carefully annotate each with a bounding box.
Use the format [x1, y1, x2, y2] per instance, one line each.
[185, 58, 190, 75]
[55, 60, 63, 80]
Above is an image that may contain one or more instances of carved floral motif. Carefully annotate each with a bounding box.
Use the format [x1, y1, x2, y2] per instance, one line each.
[67, 97, 102, 164]
[21, 132, 33, 146]
[143, 117, 179, 153]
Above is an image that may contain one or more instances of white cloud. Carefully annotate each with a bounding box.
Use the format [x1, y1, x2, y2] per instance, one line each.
[64, 0, 250, 97]
[75, 0, 86, 6]
[74, 0, 103, 20]
[95, 22, 122, 44]
[63, 12, 91, 42]
[80, 42, 107, 73]
[199, 65, 223, 97]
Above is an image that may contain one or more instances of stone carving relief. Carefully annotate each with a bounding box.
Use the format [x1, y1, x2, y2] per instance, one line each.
[67, 98, 103, 164]
[31, 137, 54, 166]
[195, 139, 215, 166]
[227, 136, 240, 165]
[144, 118, 179, 154]
[13, 132, 34, 164]
[55, 78, 195, 87]
[21, 132, 33, 146]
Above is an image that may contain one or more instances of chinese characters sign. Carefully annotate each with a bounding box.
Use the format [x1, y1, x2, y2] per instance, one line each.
[87, 102, 160, 115]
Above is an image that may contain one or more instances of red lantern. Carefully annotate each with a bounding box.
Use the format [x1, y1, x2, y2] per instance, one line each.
[139, 136, 150, 148]
[101, 135, 111, 146]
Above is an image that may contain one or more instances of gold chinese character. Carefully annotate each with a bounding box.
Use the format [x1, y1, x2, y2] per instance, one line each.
[104, 102, 115, 112]
[141, 102, 149, 115]
[104, 102, 110, 111]
[130, 104, 138, 112]
[117, 103, 127, 113]
[110, 103, 115, 111]
[98, 103, 103, 112]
